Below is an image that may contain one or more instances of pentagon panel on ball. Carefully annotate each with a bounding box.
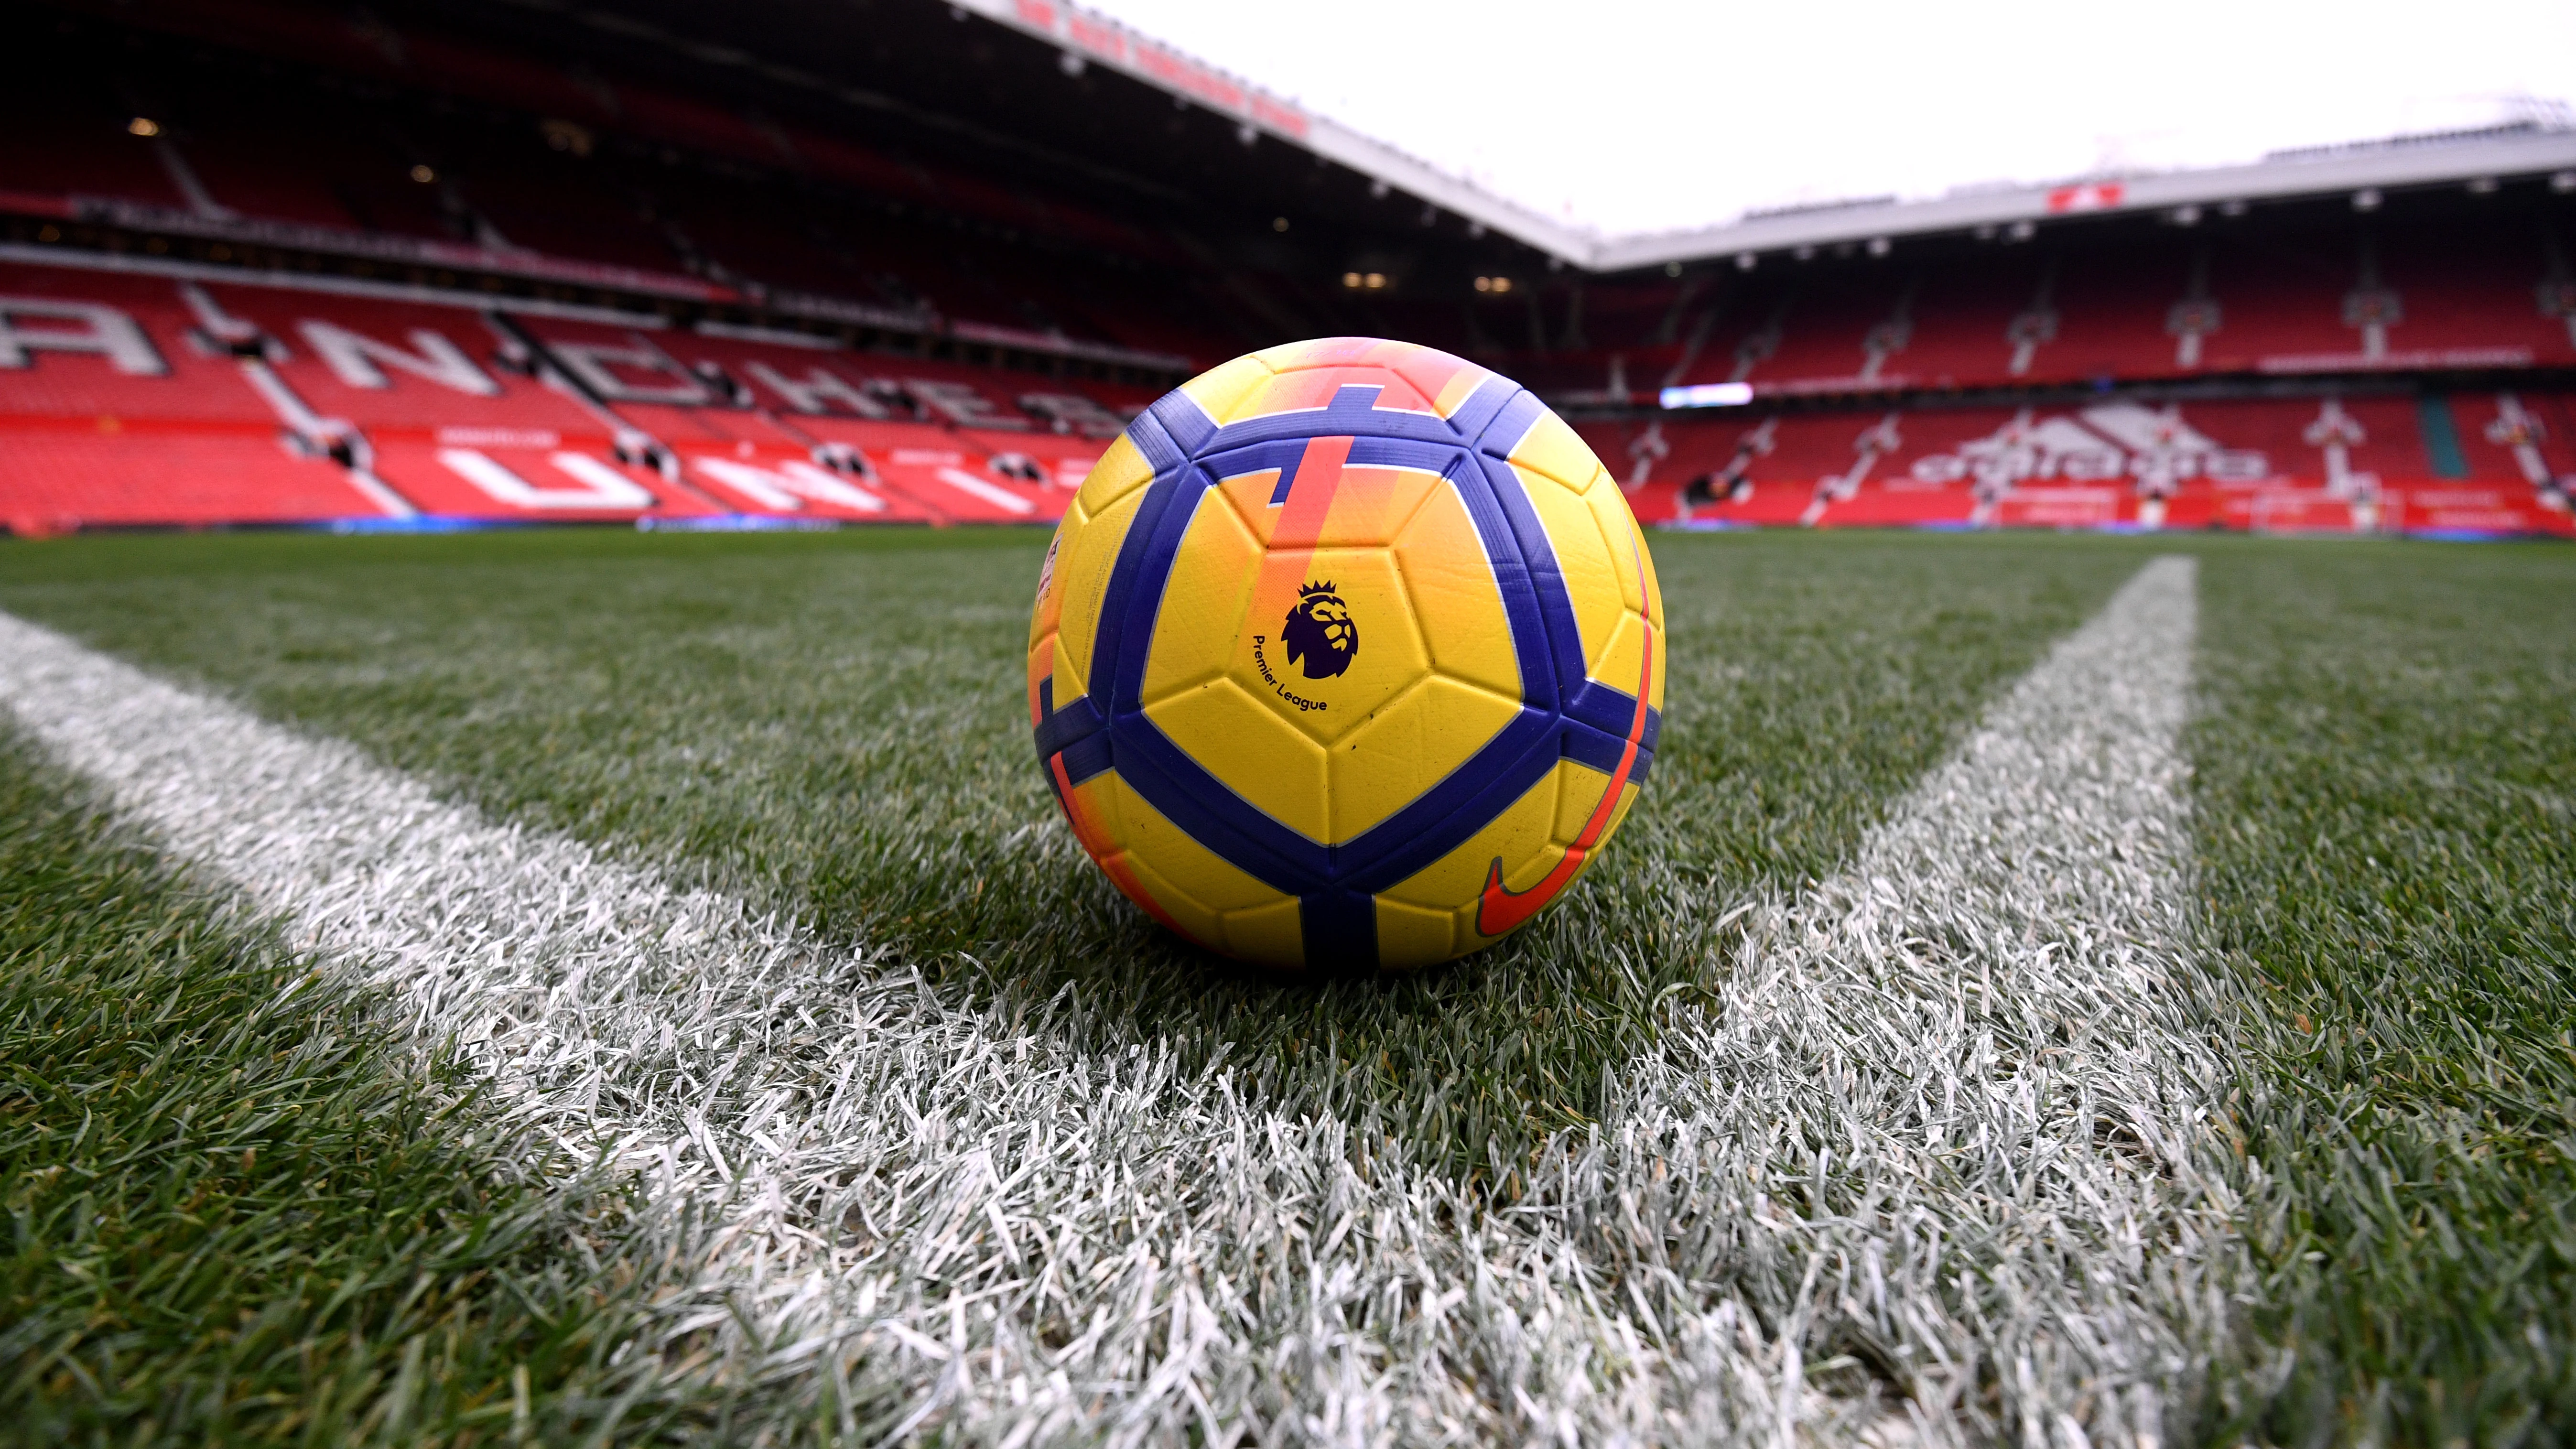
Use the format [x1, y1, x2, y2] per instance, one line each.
[1028, 337, 1664, 972]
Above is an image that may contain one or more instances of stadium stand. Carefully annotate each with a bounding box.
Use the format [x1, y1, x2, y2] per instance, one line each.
[1652, 219, 2576, 396]
[2, 0, 2573, 536]
[1578, 389, 2576, 537]
[0, 257, 1146, 527]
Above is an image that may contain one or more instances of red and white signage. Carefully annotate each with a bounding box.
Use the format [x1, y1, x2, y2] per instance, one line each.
[2045, 181, 2126, 214]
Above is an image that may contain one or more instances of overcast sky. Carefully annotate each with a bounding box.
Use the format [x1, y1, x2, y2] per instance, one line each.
[1084, 0, 2576, 236]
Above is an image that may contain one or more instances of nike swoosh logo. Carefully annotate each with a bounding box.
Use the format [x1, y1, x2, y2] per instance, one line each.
[1475, 538, 1656, 941]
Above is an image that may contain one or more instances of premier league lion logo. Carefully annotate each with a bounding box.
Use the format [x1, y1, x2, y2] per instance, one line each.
[1282, 581, 1359, 680]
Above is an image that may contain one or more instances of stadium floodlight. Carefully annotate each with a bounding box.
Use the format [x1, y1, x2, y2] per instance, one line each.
[128, 116, 160, 136]
[1735, 252, 1756, 270]
[2352, 187, 2383, 211]
[2554, 170, 2576, 193]
[1659, 382, 1754, 409]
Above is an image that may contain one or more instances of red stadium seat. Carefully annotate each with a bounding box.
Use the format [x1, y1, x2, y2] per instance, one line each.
[367, 440, 714, 521]
[0, 419, 397, 530]
[0, 265, 278, 429]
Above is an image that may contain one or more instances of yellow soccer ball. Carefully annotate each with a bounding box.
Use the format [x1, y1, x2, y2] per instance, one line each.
[1028, 338, 1664, 971]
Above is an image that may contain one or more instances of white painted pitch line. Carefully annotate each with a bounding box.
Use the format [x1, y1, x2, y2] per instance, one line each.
[0, 606, 1541, 1443]
[1531, 554, 2242, 1446]
[0, 555, 2233, 1447]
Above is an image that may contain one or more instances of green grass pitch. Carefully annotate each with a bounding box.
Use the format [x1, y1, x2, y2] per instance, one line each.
[0, 527, 2569, 1445]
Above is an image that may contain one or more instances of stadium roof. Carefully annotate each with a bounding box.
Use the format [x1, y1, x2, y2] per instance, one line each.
[961, 0, 2576, 274]
[949, 0, 1592, 257]
[1588, 123, 2576, 273]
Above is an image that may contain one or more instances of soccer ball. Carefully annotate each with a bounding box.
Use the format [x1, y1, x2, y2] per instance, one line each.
[1028, 338, 1665, 971]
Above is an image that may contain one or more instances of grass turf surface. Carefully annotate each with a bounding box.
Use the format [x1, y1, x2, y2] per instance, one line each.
[0, 527, 2132, 1190]
[2187, 540, 2576, 1445]
[0, 729, 738, 1445]
[0, 527, 2568, 1443]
